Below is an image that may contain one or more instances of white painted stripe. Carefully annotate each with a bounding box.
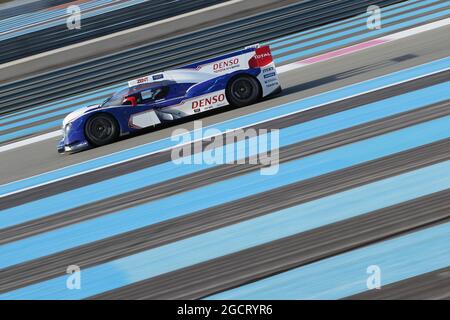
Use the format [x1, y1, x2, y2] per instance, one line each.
[278, 17, 450, 73]
[1, 17, 449, 154]
[0, 130, 61, 153]
[2, 59, 449, 197]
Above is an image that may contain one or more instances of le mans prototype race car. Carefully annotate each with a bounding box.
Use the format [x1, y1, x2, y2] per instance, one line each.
[58, 45, 281, 153]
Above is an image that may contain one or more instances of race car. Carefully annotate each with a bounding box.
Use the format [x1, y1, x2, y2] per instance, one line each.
[57, 45, 281, 153]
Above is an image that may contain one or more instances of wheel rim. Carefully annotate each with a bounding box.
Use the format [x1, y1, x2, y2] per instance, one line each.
[89, 117, 113, 142]
[231, 79, 253, 100]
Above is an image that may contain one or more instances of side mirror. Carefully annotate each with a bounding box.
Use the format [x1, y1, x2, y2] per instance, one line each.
[122, 96, 137, 106]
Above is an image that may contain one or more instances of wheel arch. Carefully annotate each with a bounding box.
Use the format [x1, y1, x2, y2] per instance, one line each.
[83, 111, 121, 146]
[84, 110, 123, 134]
[225, 72, 263, 101]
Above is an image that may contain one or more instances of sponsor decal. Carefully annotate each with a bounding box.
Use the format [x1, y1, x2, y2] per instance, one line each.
[264, 72, 276, 78]
[263, 66, 274, 73]
[192, 93, 225, 109]
[264, 78, 278, 84]
[249, 45, 273, 68]
[212, 58, 240, 73]
[128, 76, 150, 87]
[193, 108, 201, 113]
[254, 52, 271, 60]
[152, 74, 164, 80]
[137, 77, 149, 84]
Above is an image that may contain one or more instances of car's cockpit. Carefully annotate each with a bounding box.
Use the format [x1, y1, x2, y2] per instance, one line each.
[101, 81, 174, 108]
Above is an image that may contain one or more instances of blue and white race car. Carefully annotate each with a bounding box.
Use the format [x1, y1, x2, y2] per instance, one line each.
[58, 45, 281, 153]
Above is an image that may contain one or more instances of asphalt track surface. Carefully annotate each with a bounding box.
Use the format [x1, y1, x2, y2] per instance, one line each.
[1, 24, 450, 184]
[1, 2, 450, 299]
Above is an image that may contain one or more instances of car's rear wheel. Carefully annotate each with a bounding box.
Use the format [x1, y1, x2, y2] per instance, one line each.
[85, 113, 119, 146]
[226, 75, 261, 107]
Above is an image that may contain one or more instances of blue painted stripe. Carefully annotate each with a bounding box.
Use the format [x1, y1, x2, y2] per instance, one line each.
[2, 161, 449, 299]
[207, 222, 450, 300]
[1, 94, 112, 131]
[275, 8, 450, 64]
[0, 83, 123, 125]
[1, 115, 450, 269]
[3, 80, 450, 228]
[0, 120, 61, 143]
[269, 0, 440, 49]
[2, 56, 449, 196]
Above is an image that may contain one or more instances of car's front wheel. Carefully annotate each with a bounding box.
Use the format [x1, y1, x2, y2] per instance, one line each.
[85, 113, 119, 146]
[226, 75, 261, 108]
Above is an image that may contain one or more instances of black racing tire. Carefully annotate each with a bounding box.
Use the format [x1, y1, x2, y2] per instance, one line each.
[226, 75, 261, 108]
[84, 113, 119, 147]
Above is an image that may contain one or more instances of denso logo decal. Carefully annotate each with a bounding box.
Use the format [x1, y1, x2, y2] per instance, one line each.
[192, 93, 225, 109]
[213, 58, 239, 72]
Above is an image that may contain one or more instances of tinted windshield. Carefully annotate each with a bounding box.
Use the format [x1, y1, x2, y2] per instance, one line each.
[101, 87, 131, 107]
[101, 82, 173, 107]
